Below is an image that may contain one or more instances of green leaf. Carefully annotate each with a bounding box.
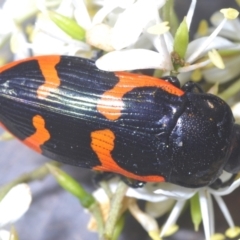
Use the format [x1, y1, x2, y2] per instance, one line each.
[49, 11, 85, 41]
[46, 164, 95, 208]
[190, 193, 202, 231]
[173, 17, 189, 59]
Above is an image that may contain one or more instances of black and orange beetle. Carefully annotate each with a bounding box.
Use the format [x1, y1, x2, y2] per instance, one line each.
[0, 55, 240, 188]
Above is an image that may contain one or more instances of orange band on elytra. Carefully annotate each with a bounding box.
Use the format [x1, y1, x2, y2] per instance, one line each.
[36, 56, 61, 99]
[0, 55, 61, 99]
[23, 115, 50, 153]
[97, 72, 184, 121]
[91, 129, 165, 182]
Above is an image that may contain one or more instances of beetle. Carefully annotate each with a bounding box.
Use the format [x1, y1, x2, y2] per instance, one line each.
[0, 55, 240, 188]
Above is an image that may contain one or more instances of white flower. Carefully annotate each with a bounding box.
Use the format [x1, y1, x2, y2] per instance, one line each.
[31, 0, 165, 58]
[199, 10, 240, 84]
[30, 0, 87, 56]
[31, 0, 137, 57]
[95, 2, 240, 86]
[0, 0, 62, 61]
[0, 184, 32, 239]
[114, 172, 240, 240]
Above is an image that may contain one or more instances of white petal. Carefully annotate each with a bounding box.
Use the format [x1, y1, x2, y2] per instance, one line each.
[210, 12, 224, 28]
[133, 32, 154, 50]
[155, 0, 167, 9]
[0, 9, 16, 35]
[129, 200, 159, 232]
[185, 0, 197, 29]
[92, 0, 136, 26]
[199, 189, 211, 240]
[186, 36, 234, 61]
[202, 54, 240, 84]
[36, 0, 64, 14]
[151, 34, 172, 61]
[187, 18, 227, 63]
[213, 28, 240, 42]
[114, 0, 136, 9]
[10, 29, 30, 60]
[96, 49, 172, 71]
[86, 24, 114, 51]
[177, 71, 192, 85]
[108, 179, 169, 202]
[111, 0, 156, 50]
[64, 41, 91, 56]
[160, 200, 186, 237]
[154, 182, 197, 200]
[31, 31, 66, 55]
[145, 199, 175, 218]
[0, 230, 10, 240]
[0, 184, 32, 227]
[218, 171, 234, 183]
[34, 13, 71, 42]
[92, 188, 109, 204]
[211, 12, 240, 41]
[3, 0, 38, 22]
[162, 31, 174, 53]
[31, 13, 90, 55]
[211, 11, 240, 31]
[55, 0, 74, 17]
[213, 195, 234, 228]
[208, 177, 240, 196]
[179, 59, 210, 73]
[92, 1, 120, 25]
[207, 191, 215, 236]
[73, 0, 92, 30]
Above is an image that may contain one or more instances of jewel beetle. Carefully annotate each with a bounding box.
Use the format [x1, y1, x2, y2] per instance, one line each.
[0, 55, 240, 188]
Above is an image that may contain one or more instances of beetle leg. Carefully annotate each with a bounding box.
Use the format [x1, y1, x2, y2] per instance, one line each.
[93, 171, 116, 186]
[120, 177, 146, 188]
[93, 172, 146, 188]
[209, 174, 237, 190]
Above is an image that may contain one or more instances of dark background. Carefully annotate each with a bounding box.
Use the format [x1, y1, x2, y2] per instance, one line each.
[1, 0, 240, 239]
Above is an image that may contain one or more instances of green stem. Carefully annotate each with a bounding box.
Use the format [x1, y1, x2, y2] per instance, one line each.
[0, 161, 61, 201]
[103, 181, 128, 240]
[112, 214, 125, 240]
[88, 202, 105, 238]
[99, 181, 113, 199]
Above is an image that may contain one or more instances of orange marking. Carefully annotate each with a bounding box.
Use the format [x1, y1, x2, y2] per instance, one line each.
[91, 129, 165, 182]
[0, 55, 61, 99]
[97, 72, 184, 121]
[36, 56, 61, 99]
[23, 115, 50, 153]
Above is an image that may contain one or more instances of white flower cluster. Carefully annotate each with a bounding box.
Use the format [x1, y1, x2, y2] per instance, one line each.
[1, 0, 240, 240]
[0, 184, 32, 240]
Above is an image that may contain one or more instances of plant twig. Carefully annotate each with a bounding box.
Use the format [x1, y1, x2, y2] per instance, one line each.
[103, 181, 128, 240]
[0, 161, 61, 200]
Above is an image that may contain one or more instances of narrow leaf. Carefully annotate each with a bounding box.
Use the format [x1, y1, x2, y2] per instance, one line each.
[46, 164, 95, 208]
[49, 11, 85, 41]
[190, 193, 202, 231]
[173, 17, 189, 59]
